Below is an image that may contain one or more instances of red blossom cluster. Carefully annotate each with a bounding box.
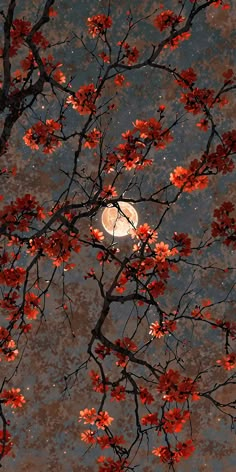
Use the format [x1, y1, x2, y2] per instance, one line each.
[84, 128, 102, 149]
[153, 10, 185, 32]
[216, 353, 236, 370]
[110, 385, 126, 402]
[66, 83, 98, 115]
[104, 117, 173, 172]
[139, 386, 155, 405]
[114, 74, 125, 86]
[222, 68, 235, 84]
[212, 319, 236, 339]
[130, 223, 158, 244]
[0, 430, 13, 458]
[87, 14, 112, 38]
[165, 32, 191, 50]
[0, 193, 45, 232]
[157, 369, 200, 402]
[141, 412, 159, 426]
[153, 439, 195, 464]
[100, 185, 118, 199]
[180, 87, 215, 114]
[95, 343, 111, 360]
[28, 230, 81, 267]
[97, 456, 128, 472]
[115, 239, 178, 295]
[24, 292, 40, 320]
[94, 338, 138, 370]
[202, 130, 235, 173]
[170, 160, 209, 192]
[0, 291, 20, 320]
[20, 52, 66, 84]
[81, 429, 125, 450]
[205, 0, 230, 9]
[163, 408, 190, 433]
[211, 201, 236, 249]
[98, 51, 110, 63]
[172, 232, 192, 256]
[90, 227, 104, 242]
[132, 118, 173, 149]
[149, 319, 177, 338]
[175, 67, 197, 88]
[147, 280, 166, 298]
[114, 337, 137, 367]
[23, 119, 62, 154]
[0, 324, 19, 362]
[96, 247, 120, 265]
[0, 388, 25, 408]
[97, 434, 125, 450]
[89, 370, 109, 394]
[117, 41, 139, 65]
[191, 299, 212, 320]
[0, 288, 40, 322]
[154, 241, 178, 262]
[2, 18, 49, 58]
[180, 87, 228, 114]
[79, 408, 114, 429]
[0, 267, 26, 288]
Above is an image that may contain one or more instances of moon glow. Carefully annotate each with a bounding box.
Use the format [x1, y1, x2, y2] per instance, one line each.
[101, 202, 138, 237]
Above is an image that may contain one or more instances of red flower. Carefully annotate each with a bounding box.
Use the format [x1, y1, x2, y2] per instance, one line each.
[79, 408, 97, 425]
[66, 83, 97, 115]
[149, 319, 177, 338]
[95, 343, 111, 360]
[111, 385, 126, 402]
[222, 68, 234, 83]
[130, 223, 158, 243]
[153, 440, 195, 464]
[80, 429, 96, 444]
[141, 412, 158, 426]
[152, 445, 174, 463]
[0, 388, 25, 408]
[114, 74, 125, 86]
[87, 14, 112, 38]
[96, 411, 114, 430]
[170, 165, 209, 192]
[175, 68, 197, 88]
[99, 52, 110, 63]
[89, 370, 109, 393]
[165, 32, 191, 50]
[0, 430, 13, 457]
[196, 118, 209, 131]
[163, 408, 190, 433]
[180, 88, 215, 114]
[175, 439, 195, 461]
[211, 201, 236, 249]
[49, 7, 57, 17]
[100, 185, 118, 199]
[173, 232, 192, 256]
[118, 42, 139, 64]
[0, 267, 26, 287]
[139, 386, 155, 405]
[147, 280, 166, 298]
[23, 120, 62, 154]
[90, 227, 105, 242]
[216, 353, 236, 370]
[84, 128, 102, 148]
[157, 369, 199, 402]
[154, 10, 185, 32]
[97, 456, 128, 472]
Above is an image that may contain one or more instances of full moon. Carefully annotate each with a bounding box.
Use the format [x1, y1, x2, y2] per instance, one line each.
[101, 202, 138, 237]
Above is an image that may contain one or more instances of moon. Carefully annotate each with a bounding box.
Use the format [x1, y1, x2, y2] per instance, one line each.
[101, 202, 138, 237]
